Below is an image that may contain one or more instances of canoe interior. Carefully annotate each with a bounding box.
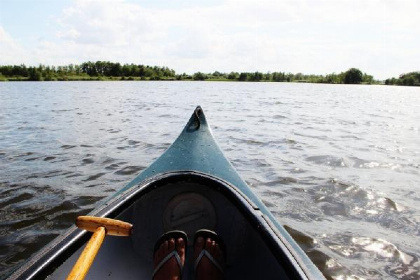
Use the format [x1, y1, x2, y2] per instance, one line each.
[47, 172, 299, 280]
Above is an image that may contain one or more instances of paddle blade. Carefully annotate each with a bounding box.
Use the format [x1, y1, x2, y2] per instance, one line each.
[76, 216, 132, 236]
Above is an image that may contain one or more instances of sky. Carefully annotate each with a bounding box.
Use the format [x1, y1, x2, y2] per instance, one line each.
[0, 0, 419, 80]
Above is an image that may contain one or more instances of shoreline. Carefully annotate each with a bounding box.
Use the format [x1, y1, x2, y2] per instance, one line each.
[0, 76, 384, 85]
[2, 62, 418, 86]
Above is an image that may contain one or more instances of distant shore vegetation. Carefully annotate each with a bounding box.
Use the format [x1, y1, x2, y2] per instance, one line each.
[0, 61, 418, 86]
[384, 72, 420, 86]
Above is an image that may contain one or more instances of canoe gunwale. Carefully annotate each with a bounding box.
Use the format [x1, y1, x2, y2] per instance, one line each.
[8, 170, 312, 280]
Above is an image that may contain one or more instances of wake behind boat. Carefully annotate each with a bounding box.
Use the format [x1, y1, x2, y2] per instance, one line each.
[7, 106, 325, 279]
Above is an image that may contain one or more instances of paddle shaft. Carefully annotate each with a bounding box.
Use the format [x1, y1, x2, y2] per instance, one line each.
[66, 226, 106, 280]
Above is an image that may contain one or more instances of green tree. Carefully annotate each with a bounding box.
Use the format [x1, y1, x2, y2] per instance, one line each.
[227, 72, 239, 80]
[362, 73, 374, 84]
[193, 72, 207, 81]
[272, 72, 286, 82]
[403, 76, 415, 86]
[28, 68, 42, 81]
[343, 68, 363, 84]
[285, 73, 294, 82]
[323, 73, 339, 84]
[251, 72, 263, 81]
[295, 72, 303, 81]
[81, 62, 97, 76]
[238, 72, 248, 81]
[396, 72, 420, 86]
[110, 63, 122, 76]
[143, 67, 154, 78]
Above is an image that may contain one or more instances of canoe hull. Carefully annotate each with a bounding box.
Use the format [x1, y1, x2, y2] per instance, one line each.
[7, 107, 324, 279]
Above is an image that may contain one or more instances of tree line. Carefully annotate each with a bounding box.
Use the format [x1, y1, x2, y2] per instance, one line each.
[0, 61, 418, 86]
[192, 68, 374, 84]
[0, 62, 176, 81]
[384, 72, 420, 86]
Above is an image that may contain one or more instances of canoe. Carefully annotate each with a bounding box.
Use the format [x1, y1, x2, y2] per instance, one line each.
[8, 106, 325, 280]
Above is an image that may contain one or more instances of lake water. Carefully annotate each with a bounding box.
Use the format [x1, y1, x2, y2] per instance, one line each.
[0, 81, 419, 279]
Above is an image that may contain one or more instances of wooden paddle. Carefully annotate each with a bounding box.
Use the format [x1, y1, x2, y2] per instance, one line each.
[66, 216, 133, 280]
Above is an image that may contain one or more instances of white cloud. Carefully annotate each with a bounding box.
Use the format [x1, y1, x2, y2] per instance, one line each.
[57, 0, 165, 45]
[0, 26, 14, 45]
[1, 0, 420, 79]
[0, 26, 29, 64]
[57, 28, 81, 40]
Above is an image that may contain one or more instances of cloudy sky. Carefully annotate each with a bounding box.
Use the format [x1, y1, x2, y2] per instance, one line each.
[0, 0, 419, 79]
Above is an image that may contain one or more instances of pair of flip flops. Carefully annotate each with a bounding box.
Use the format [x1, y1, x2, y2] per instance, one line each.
[152, 229, 225, 279]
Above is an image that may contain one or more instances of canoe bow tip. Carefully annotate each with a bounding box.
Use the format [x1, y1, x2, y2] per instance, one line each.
[193, 106, 204, 130]
[195, 105, 203, 115]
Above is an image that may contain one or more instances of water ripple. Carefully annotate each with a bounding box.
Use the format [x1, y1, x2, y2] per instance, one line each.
[1, 82, 419, 279]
